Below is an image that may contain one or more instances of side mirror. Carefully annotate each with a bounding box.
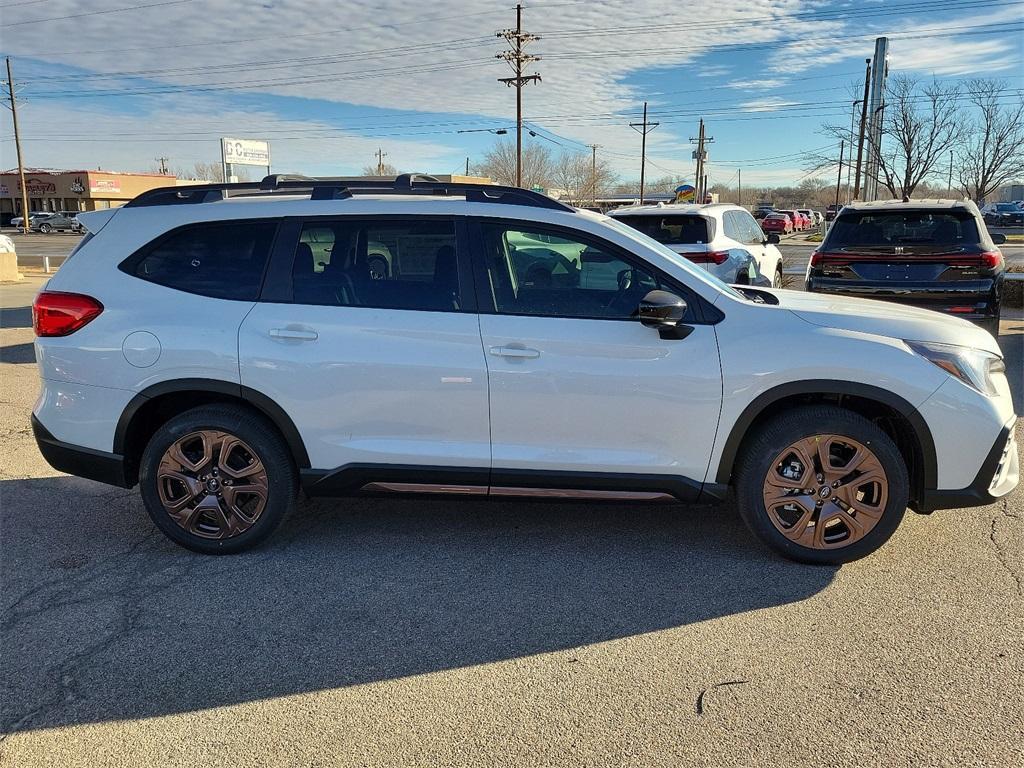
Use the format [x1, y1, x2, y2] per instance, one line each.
[992, 233, 1007, 245]
[638, 290, 692, 340]
[765, 233, 781, 245]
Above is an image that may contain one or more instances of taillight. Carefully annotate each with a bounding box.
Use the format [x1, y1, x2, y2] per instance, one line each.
[809, 251, 848, 267]
[980, 251, 1003, 270]
[688, 250, 730, 265]
[32, 291, 103, 337]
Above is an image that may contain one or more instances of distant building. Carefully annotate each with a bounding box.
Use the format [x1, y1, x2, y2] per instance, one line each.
[1000, 184, 1024, 202]
[0, 168, 195, 226]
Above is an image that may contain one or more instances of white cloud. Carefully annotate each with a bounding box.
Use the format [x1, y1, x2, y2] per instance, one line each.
[725, 78, 786, 90]
[0, 0, 819, 174]
[738, 97, 800, 113]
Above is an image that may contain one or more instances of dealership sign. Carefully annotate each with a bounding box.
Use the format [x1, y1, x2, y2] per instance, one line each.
[221, 137, 271, 167]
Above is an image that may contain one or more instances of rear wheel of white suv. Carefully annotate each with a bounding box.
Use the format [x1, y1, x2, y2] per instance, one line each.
[139, 404, 296, 554]
[735, 406, 909, 564]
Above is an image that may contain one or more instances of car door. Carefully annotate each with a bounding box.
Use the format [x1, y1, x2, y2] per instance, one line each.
[239, 215, 491, 475]
[470, 219, 723, 496]
[739, 210, 781, 285]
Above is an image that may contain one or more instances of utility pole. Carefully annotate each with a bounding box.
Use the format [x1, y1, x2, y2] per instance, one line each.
[155, 156, 169, 175]
[374, 148, 387, 176]
[834, 139, 845, 210]
[688, 118, 714, 204]
[863, 37, 889, 202]
[588, 143, 601, 206]
[947, 150, 954, 198]
[629, 102, 659, 205]
[852, 57, 871, 201]
[497, 4, 541, 187]
[5, 57, 30, 234]
[737, 168, 742, 208]
[465, 157, 470, 176]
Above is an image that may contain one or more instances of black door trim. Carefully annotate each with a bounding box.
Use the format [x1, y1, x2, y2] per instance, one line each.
[300, 463, 705, 502]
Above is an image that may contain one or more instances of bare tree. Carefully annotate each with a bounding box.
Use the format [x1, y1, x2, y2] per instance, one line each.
[186, 161, 250, 182]
[870, 76, 964, 198]
[472, 140, 553, 188]
[956, 79, 1024, 203]
[549, 150, 618, 204]
[360, 162, 399, 177]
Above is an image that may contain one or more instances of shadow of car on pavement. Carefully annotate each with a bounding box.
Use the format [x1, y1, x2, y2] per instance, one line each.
[1, 475, 836, 733]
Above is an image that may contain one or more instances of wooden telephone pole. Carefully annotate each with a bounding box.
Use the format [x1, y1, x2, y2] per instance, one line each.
[497, 4, 541, 187]
[5, 58, 30, 234]
[629, 102, 659, 205]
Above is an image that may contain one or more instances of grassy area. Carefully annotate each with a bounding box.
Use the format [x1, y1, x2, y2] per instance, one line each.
[1003, 234, 1023, 243]
[805, 232, 823, 242]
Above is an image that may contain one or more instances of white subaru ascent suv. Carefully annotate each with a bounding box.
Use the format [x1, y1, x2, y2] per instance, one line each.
[31, 175, 1018, 564]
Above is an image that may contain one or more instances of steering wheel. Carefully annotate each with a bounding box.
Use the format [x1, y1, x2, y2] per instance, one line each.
[603, 268, 634, 313]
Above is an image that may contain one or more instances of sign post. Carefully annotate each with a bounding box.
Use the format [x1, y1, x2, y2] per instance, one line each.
[220, 138, 271, 182]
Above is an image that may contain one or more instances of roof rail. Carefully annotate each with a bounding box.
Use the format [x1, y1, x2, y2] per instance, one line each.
[125, 173, 575, 212]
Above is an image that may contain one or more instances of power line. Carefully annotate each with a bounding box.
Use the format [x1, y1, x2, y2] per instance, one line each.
[629, 102, 659, 204]
[4, 0, 197, 27]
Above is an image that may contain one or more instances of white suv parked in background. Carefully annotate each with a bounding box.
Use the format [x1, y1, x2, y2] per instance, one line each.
[609, 202, 784, 288]
[31, 175, 1018, 564]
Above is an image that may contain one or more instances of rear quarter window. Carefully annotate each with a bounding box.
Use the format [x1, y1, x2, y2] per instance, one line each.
[120, 220, 278, 300]
[612, 214, 711, 245]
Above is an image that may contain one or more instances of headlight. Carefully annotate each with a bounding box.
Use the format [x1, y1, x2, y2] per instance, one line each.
[906, 340, 1005, 396]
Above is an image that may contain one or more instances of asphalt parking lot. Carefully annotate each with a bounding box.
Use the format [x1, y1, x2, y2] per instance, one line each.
[2, 274, 1023, 765]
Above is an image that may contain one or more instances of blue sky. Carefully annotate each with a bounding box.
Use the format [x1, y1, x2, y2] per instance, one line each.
[1, 0, 1022, 188]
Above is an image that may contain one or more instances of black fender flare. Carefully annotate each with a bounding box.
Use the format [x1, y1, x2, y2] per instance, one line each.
[114, 378, 310, 469]
[713, 379, 937, 490]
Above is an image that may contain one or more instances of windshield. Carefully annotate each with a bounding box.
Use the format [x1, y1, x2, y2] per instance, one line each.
[827, 209, 981, 248]
[610, 214, 710, 245]
[601, 218, 742, 299]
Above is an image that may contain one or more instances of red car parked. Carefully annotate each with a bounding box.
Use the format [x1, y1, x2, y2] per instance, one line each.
[780, 210, 807, 231]
[761, 213, 793, 234]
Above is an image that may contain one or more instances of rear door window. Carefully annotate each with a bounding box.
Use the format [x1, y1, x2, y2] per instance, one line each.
[123, 220, 277, 301]
[612, 214, 710, 245]
[290, 218, 462, 312]
[828, 210, 981, 249]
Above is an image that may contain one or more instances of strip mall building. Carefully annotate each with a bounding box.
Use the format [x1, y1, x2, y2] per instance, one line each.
[0, 168, 189, 226]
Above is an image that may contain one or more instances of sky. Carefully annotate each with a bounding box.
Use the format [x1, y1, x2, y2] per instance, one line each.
[1, 0, 1022, 189]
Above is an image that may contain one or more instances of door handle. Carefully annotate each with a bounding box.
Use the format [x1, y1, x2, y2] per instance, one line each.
[269, 327, 318, 341]
[489, 345, 540, 359]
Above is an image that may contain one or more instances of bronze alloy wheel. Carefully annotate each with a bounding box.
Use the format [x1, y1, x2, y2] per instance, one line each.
[762, 434, 888, 550]
[156, 430, 269, 540]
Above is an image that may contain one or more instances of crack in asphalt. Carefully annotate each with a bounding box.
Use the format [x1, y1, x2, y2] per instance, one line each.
[989, 499, 1023, 597]
[695, 679, 749, 716]
[1, 497, 332, 734]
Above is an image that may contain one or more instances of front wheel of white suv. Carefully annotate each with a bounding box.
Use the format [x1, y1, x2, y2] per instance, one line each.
[139, 404, 296, 554]
[735, 406, 909, 564]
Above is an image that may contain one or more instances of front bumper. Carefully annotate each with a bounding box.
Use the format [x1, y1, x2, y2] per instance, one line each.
[32, 415, 130, 488]
[917, 418, 1019, 512]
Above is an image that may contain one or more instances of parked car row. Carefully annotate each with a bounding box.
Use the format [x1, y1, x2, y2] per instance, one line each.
[753, 206, 823, 229]
[981, 201, 1024, 227]
[8, 211, 83, 233]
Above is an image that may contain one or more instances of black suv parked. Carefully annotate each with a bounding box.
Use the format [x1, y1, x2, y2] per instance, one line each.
[806, 199, 1005, 336]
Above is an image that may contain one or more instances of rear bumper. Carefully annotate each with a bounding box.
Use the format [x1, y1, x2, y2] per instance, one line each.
[806, 278, 1001, 322]
[32, 414, 130, 488]
[916, 418, 1019, 512]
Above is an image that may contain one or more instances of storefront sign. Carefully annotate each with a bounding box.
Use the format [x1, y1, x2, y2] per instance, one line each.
[89, 179, 121, 194]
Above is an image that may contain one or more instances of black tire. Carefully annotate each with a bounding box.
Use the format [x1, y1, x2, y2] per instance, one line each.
[735, 405, 909, 565]
[139, 404, 296, 554]
[39, 223, 52, 234]
[773, 267, 784, 289]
